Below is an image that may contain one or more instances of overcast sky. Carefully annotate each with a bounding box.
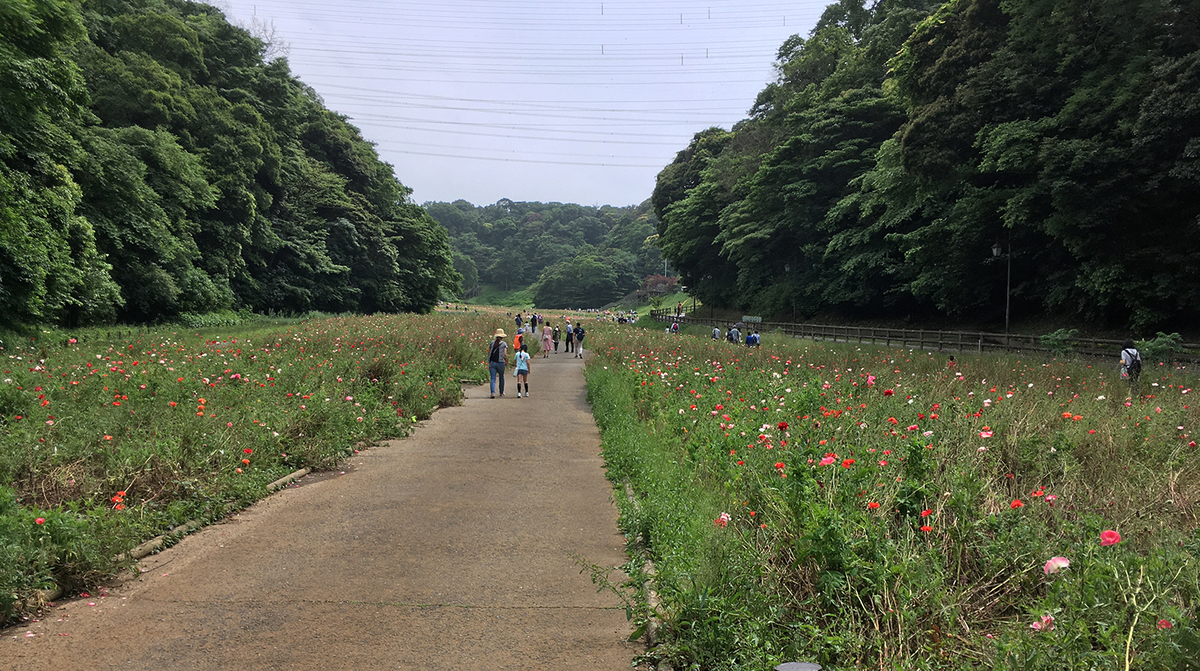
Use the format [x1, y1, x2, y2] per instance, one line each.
[216, 0, 827, 208]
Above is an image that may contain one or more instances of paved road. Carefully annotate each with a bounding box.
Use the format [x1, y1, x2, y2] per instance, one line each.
[5, 349, 637, 670]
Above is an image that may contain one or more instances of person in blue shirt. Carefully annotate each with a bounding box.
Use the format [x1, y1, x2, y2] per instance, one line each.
[514, 344, 531, 397]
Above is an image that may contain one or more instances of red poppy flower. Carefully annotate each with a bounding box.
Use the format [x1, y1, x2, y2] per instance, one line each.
[867, 502, 880, 509]
[1011, 499, 1024, 509]
[920, 525, 932, 532]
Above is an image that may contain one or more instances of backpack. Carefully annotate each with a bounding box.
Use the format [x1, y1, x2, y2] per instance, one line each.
[1124, 349, 1142, 376]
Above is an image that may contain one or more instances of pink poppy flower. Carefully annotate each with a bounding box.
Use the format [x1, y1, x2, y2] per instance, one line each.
[1043, 556, 1070, 575]
[35, 518, 46, 525]
[1158, 619, 1172, 629]
[1030, 614, 1055, 632]
[1100, 530, 1121, 546]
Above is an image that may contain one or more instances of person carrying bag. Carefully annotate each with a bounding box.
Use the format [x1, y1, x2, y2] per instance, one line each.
[488, 329, 508, 398]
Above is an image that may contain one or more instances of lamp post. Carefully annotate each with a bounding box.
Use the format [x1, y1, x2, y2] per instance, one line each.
[992, 240, 1011, 344]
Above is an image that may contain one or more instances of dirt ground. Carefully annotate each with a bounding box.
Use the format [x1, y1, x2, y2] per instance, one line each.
[3, 347, 642, 670]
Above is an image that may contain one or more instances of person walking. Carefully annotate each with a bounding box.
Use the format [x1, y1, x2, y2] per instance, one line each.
[487, 329, 508, 398]
[1121, 339, 1142, 396]
[565, 321, 575, 353]
[514, 344, 531, 397]
[552, 324, 561, 352]
[541, 322, 553, 358]
[574, 323, 586, 359]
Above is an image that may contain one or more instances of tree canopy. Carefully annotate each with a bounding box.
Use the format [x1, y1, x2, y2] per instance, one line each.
[426, 199, 662, 308]
[652, 0, 1200, 329]
[0, 0, 457, 328]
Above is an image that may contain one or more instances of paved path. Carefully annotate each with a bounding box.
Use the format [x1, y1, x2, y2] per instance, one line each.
[5, 349, 637, 670]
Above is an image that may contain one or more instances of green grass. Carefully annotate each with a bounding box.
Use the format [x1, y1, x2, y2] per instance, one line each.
[465, 284, 535, 308]
[584, 324, 1200, 670]
[0, 312, 502, 623]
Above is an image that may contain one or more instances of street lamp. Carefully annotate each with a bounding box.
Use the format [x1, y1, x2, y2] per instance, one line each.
[992, 241, 1011, 343]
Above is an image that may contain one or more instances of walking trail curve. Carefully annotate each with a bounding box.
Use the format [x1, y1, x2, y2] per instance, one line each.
[6, 346, 641, 670]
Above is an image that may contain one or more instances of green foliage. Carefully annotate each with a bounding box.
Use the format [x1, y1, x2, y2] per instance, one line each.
[427, 199, 661, 306]
[1038, 328, 1078, 356]
[1137, 332, 1185, 364]
[0, 0, 458, 330]
[653, 0, 1200, 330]
[586, 325, 1199, 668]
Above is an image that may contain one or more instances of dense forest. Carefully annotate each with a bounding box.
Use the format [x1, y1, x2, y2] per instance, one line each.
[653, 0, 1200, 329]
[426, 199, 663, 308]
[1, 0, 457, 329]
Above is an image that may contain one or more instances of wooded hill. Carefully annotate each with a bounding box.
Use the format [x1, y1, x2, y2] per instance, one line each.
[425, 199, 663, 309]
[653, 0, 1200, 329]
[1, 0, 458, 329]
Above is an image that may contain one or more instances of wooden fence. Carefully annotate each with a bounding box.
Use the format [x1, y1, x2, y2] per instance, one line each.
[648, 310, 1200, 361]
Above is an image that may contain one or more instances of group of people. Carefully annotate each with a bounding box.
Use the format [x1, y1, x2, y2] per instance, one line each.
[487, 321, 587, 398]
[708, 324, 760, 347]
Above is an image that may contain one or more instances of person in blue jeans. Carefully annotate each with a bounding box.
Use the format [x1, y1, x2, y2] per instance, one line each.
[487, 328, 508, 398]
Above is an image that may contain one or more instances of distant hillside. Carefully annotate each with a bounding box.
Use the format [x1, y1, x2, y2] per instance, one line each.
[426, 199, 664, 309]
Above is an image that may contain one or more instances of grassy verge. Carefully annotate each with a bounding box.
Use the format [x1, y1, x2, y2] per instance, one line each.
[1, 312, 500, 624]
[585, 325, 1200, 669]
[465, 284, 535, 307]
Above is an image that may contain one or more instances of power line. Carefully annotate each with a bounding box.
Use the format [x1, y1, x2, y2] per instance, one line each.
[306, 84, 757, 106]
[383, 149, 666, 168]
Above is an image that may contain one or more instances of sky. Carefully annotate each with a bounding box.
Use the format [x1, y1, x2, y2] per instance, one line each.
[216, 0, 828, 208]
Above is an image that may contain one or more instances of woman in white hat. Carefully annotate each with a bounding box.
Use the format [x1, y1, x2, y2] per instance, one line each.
[487, 328, 508, 398]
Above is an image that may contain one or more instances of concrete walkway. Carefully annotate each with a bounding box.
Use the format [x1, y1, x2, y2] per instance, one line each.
[5, 349, 638, 670]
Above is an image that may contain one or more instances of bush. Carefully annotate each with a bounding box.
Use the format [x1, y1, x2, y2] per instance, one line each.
[1039, 328, 1078, 356]
[1137, 331, 1184, 364]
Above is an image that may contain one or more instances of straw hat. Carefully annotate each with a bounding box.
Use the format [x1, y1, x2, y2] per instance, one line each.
[494, 328, 507, 338]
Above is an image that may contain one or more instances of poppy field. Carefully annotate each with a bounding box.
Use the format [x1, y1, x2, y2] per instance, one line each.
[0, 313, 494, 623]
[586, 327, 1200, 670]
